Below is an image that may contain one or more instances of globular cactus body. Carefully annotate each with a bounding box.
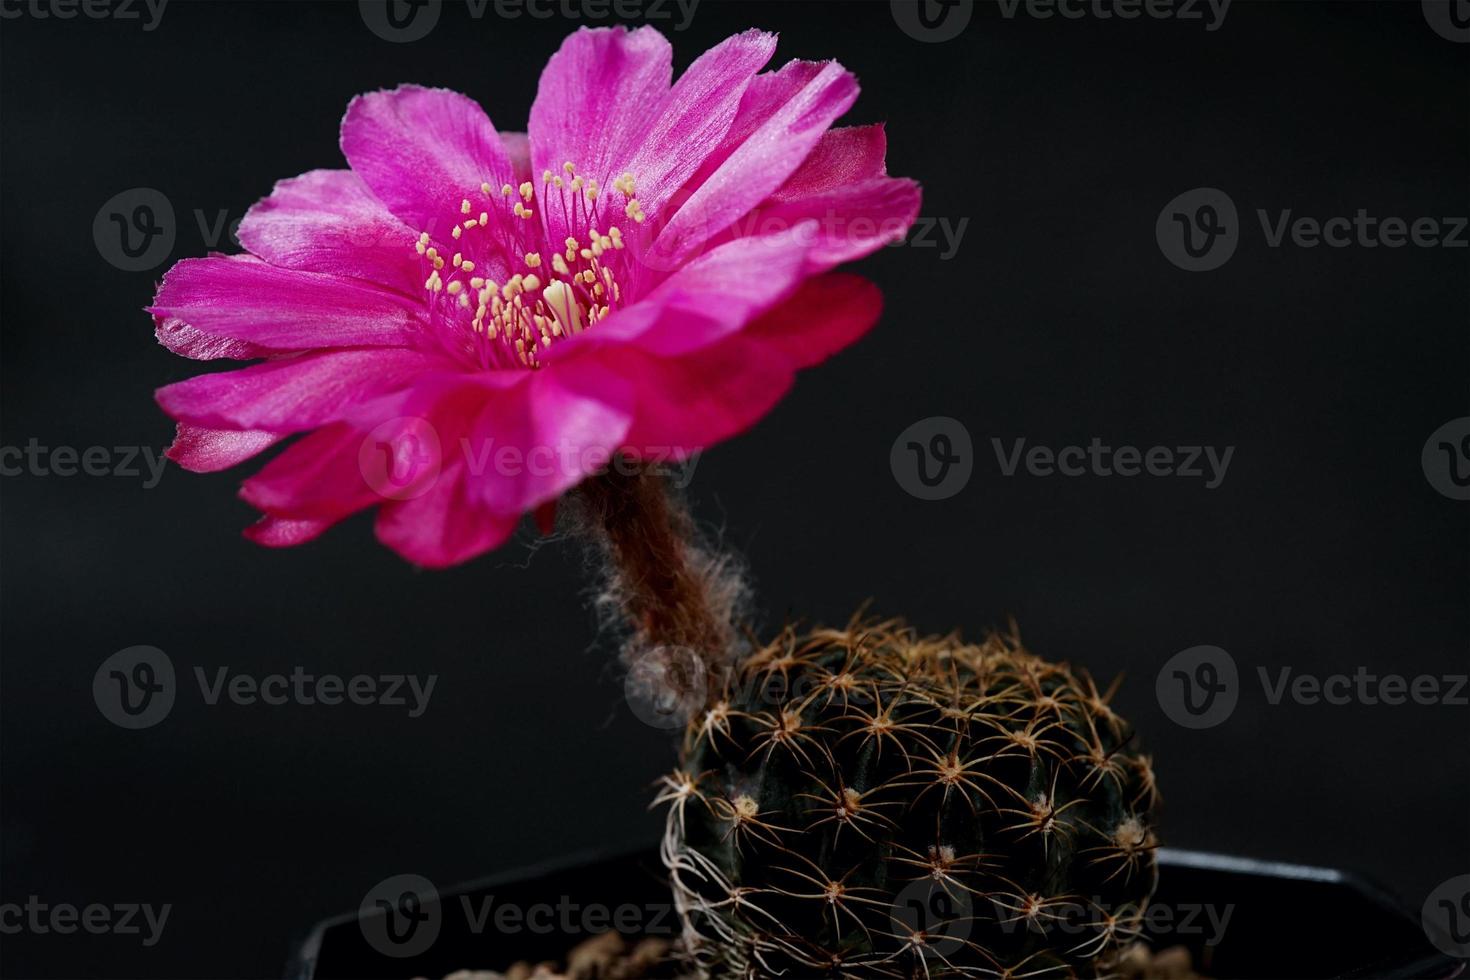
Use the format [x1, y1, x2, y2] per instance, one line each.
[657, 618, 1160, 978]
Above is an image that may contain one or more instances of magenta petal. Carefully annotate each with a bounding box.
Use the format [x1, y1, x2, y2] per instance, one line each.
[154, 315, 283, 361]
[150, 255, 424, 351]
[755, 175, 921, 272]
[772, 125, 891, 196]
[499, 130, 533, 184]
[622, 30, 776, 217]
[237, 169, 421, 295]
[156, 348, 449, 433]
[166, 424, 283, 473]
[743, 273, 884, 369]
[374, 459, 519, 568]
[467, 356, 634, 516]
[605, 229, 814, 357]
[340, 85, 516, 235]
[239, 423, 383, 521]
[243, 514, 337, 548]
[612, 334, 795, 456]
[529, 27, 672, 242]
[652, 60, 859, 267]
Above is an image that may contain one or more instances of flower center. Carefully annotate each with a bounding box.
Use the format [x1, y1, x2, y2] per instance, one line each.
[409, 161, 648, 370]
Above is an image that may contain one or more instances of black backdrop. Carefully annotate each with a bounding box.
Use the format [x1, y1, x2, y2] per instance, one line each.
[1, 1, 1467, 976]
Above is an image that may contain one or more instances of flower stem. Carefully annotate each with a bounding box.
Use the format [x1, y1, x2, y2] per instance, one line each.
[578, 467, 734, 696]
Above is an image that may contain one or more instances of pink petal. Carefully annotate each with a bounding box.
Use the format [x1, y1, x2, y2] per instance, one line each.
[651, 60, 858, 268]
[742, 175, 920, 273]
[622, 30, 777, 218]
[611, 334, 795, 456]
[239, 423, 385, 521]
[243, 514, 337, 548]
[154, 314, 283, 361]
[770, 125, 891, 197]
[340, 85, 517, 237]
[237, 169, 422, 295]
[374, 458, 519, 568]
[465, 356, 634, 516]
[736, 124, 920, 271]
[149, 255, 424, 351]
[166, 424, 283, 473]
[499, 131, 533, 184]
[156, 348, 450, 433]
[585, 229, 815, 358]
[528, 27, 672, 243]
[743, 273, 883, 369]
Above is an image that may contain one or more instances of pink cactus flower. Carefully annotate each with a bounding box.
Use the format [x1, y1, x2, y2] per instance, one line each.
[152, 27, 920, 567]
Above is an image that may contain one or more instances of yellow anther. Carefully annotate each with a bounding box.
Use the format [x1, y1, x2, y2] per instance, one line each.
[460, 198, 472, 215]
[415, 242, 427, 255]
[470, 277, 485, 288]
[461, 260, 475, 273]
[551, 253, 570, 276]
[478, 212, 488, 226]
[542, 170, 554, 183]
[518, 182, 533, 202]
[447, 280, 463, 295]
[522, 274, 542, 292]
[452, 226, 463, 239]
[432, 256, 445, 270]
[501, 184, 513, 197]
[481, 182, 493, 196]
[553, 176, 564, 189]
[525, 252, 542, 268]
[563, 161, 575, 175]
[452, 252, 463, 267]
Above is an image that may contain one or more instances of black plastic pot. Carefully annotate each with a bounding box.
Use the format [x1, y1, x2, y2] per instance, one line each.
[287, 846, 1464, 980]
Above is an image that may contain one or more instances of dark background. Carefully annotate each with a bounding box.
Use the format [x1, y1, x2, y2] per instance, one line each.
[1, 0, 1466, 976]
